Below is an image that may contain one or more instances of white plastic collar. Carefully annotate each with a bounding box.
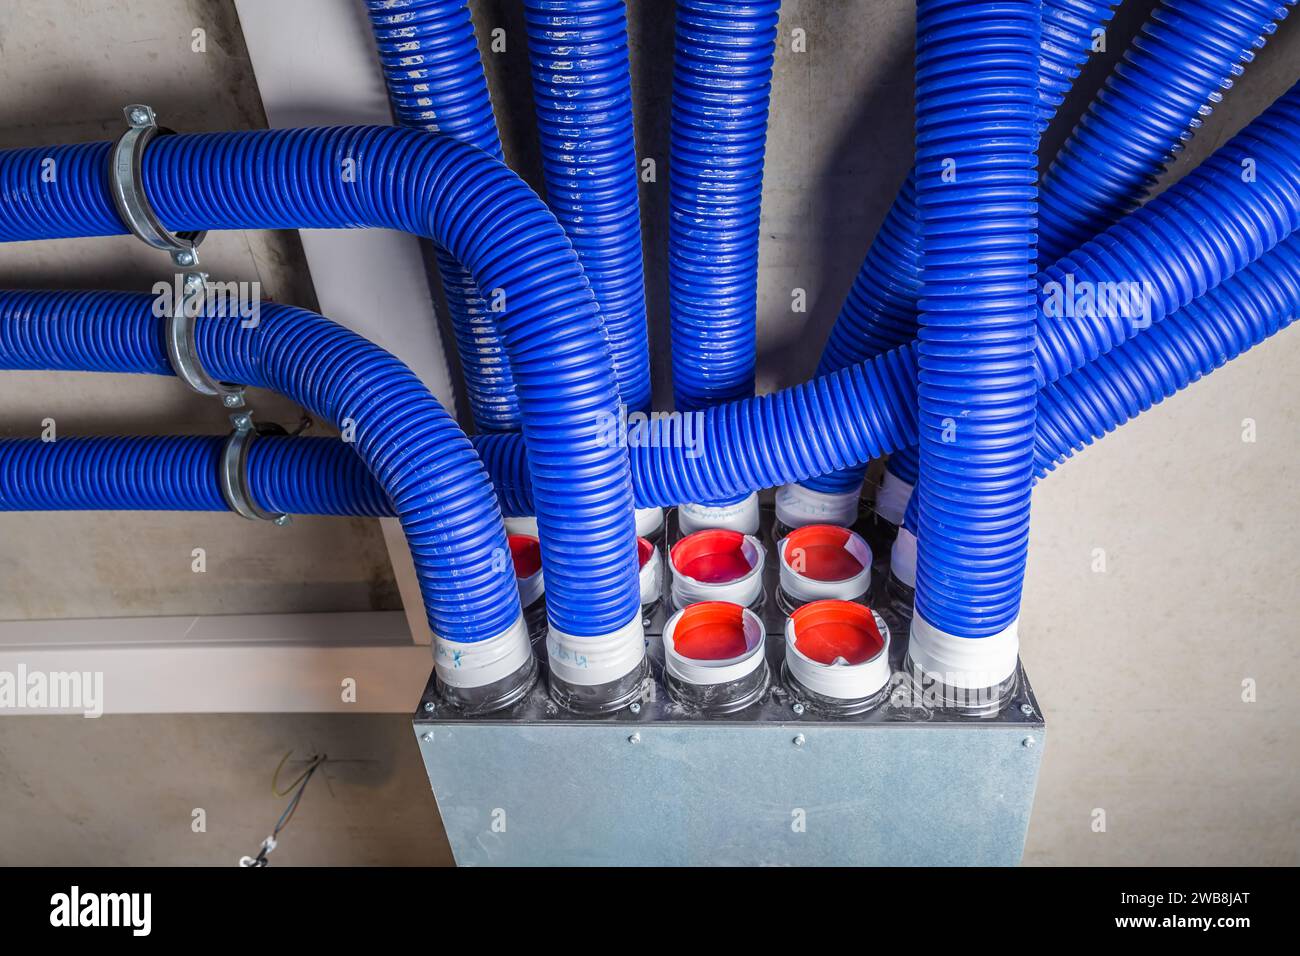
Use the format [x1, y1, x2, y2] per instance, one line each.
[908, 613, 1020, 690]
[638, 543, 663, 606]
[635, 506, 665, 538]
[890, 527, 917, 588]
[678, 491, 760, 534]
[670, 533, 766, 608]
[503, 515, 539, 537]
[775, 483, 860, 529]
[779, 528, 872, 603]
[516, 567, 545, 608]
[663, 605, 766, 687]
[546, 616, 646, 687]
[434, 615, 532, 689]
[784, 610, 891, 701]
[873, 470, 914, 526]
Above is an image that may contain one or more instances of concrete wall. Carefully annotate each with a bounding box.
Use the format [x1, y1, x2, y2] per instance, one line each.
[0, 0, 1296, 865]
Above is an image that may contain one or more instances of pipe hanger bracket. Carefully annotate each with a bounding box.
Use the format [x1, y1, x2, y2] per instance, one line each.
[221, 412, 292, 526]
[164, 270, 246, 408]
[109, 104, 207, 268]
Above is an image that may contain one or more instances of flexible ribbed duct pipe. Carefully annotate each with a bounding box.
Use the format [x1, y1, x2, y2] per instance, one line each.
[472, 227, 1300, 516]
[523, 0, 652, 415]
[4, 228, 1300, 694]
[363, 0, 521, 431]
[805, 0, 1291, 511]
[795, 0, 1118, 518]
[10, 200, 1292, 538]
[0, 128, 641, 637]
[0, 435, 393, 516]
[904, 0, 1041, 700]
[12, 227, 1296, 534]
[0, 123, 651, 708]
[668, 0, 780, 532]
[522, 0, 664, 544]
[1034, 231, 1300, 474]
[455, 83, 1300, 510]
[1038, 0, 1299, 265]
[891, 228, 1300, 587]
[2, 82, 1298, 645]
[0, 288, 531, 706]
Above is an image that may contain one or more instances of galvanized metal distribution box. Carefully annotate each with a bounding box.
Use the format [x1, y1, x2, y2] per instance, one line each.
[413, 508, 1045, 866]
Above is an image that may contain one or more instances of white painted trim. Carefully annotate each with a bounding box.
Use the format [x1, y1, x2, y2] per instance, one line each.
[0, 613, 423, 712]
[0, 611, 409, 647]
[0, 611, 428, 713]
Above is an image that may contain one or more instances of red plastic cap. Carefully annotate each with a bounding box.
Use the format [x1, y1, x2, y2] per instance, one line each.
[670, 529, 755, 583]
[791, 600, 884, 665]
[671, 601, 750, 660]
[782, 524, 864, 582]
[508, 534, 542, 579]
[637, 536, 655, 568]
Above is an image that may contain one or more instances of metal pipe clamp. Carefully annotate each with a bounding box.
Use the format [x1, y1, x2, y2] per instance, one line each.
[220, 413, 291, 526]
[109, 104, 206, 267]
[165, 271, 245, 408]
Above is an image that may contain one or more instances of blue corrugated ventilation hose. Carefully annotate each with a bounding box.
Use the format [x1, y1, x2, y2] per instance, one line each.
[414, 85, 1300, 510]
[9, 223, 1299, 528]
[909, 0, 1040, 644]
[0, 435, 393, 516]
[0, 126, 644, 642]
[808, 0, 1293, 499]
[17, 222, 1297, 529]
[0, 290, 517, 641]
[2, 4, 1300, 704]
[364, 0, 521, 431]
[668, 0, 780, 512]
[523, 0, 652, 413]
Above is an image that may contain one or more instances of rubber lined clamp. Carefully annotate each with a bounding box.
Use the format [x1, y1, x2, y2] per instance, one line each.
[110, 105, 206, 266]
[221, 413, 291, 526]
[165, 271, 246, 408]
